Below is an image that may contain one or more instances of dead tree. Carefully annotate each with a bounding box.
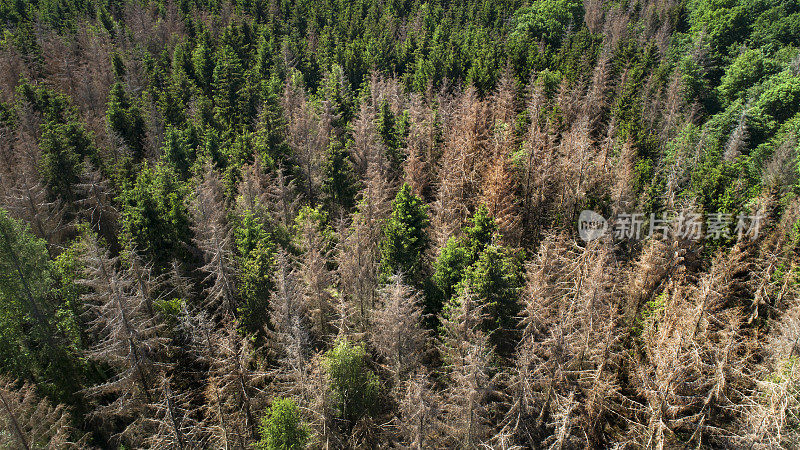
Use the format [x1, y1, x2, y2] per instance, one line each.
[76, 167, 119, 245]
[141, 376, 208, 449]
[296, 212, 337, 344]
[191, 165, 239, 319]
[267, 251, 314, 403]
[632, 244, 755, 448]
[2, 174, 69, 256]
[507, 234, 622, 448]
[397, 369, 442, 449]
[371, 274, 429, 381]
[335, 206, 382, 332]
[0, 378, 88, 449]
[80, 234, 167, 438]
[205, 322, 266, 448]
[438, 287, 499, 448]
[402, 94, 437, 200]
[431, 87, 489, 250]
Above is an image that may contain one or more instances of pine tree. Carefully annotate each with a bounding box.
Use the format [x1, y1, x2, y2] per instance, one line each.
[0, 378, 88, 449]
[0, 209, 82, 403]
[192, 33, 215, 94]
[376, 100, 404, 176]
[213, 45, 246, 130]
[161, 125, 193, 179]
[371, 274, 429, 380]
[255, 397, 310, 450]
[379, 183, 430, 286]
[80, 233, 167, 432]
[510, 235, 621, 447]
[39, 120, 94, 203]
[266, 164, 301, 232]
[432, 206, 497, 313]
[283, 73, 325, 204]
[106, 82, 147, 160]
[322, 340, 379, 433]
[350, 101, 379, 178]
[191, 165, 239, 320]
[402, 96, 437, 201]
[120, 163, 192, 271]
[233, 209, 276, 334]
[322, 137, 360, 216]
[253, 76, 292, 169]
[450, 244, 523, 352]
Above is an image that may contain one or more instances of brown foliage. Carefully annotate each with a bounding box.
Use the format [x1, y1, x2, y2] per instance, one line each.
[0, 378, 88, 449]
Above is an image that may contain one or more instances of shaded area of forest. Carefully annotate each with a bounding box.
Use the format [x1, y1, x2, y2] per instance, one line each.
[2, 0, 800, 447]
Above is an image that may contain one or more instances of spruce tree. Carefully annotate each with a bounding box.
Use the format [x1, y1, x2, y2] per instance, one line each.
[321, 138, 359, 215]
[376, 100, 404, 175]
[379, 183, 430, 287]
[106, 82, 147, 160]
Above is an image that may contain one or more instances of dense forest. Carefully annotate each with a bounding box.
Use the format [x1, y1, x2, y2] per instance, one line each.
[0, 0, 800, 447]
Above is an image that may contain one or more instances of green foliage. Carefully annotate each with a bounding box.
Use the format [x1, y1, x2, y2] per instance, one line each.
[119, 163, 192, 271]
[39, 121, 94, 202]
[106, 82, 147, 160]
[234, 210, 276, 334]
[379, 184, 430, 286]
[111, 51, 125, 79]
[322, 138, 359, 214]
[52, 239, 87, 350]
[253, 77, 292, 169]
[17, 80, 71, 123]
[192, 33, 216, 93]
[0, 209, 84, 405]
[432, 206, 497, 313]
[17, 81, 98, 201]
[509, 0, 582, 48]
[747, 70, 800, 144]
[444, 243, 523, 352]
[376, 100, 404, 174]
[323, 340, 379, 428]
[318, 64, 355, 127]
[161, 124, 197, 179]
[632, 291, 668, 337]
[508, 0, 583, 77]
[717, 49, 780, 106]
[294, 204, 334, 251]
[153, 298, 184, 331]
[256, 398, 309, 450]
[213, 44, 248, 129]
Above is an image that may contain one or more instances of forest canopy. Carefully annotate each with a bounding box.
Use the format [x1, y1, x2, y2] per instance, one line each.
[1, 0, 800, 447]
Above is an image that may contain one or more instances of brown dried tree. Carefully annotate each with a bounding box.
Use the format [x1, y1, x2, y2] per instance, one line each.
[80, 234, 167, 437]
[371, 274, 429, 380]
[438, 287, 500, 448]
[0, 378, 88, 449]
[191, 164, 239, 319]
[204, 321, 266, 449]
[141, 376, 208, 449]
